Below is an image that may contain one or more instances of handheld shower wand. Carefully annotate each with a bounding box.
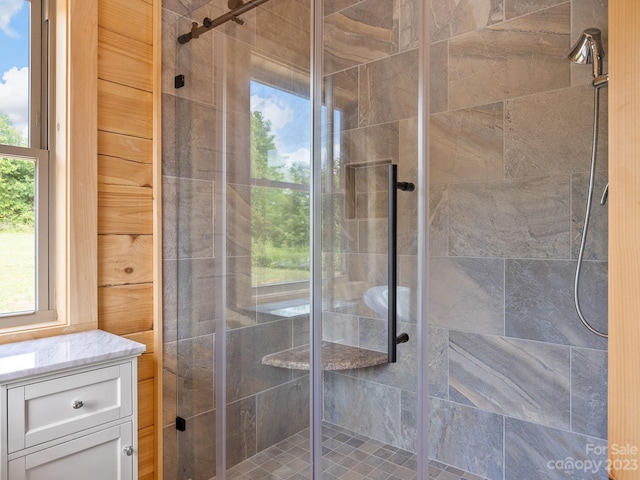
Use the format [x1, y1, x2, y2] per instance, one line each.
[567, 28, 608, 338]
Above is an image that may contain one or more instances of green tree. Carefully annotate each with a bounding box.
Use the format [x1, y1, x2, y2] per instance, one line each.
[0, 113, 34, 230]
[250, 111, 310, 279]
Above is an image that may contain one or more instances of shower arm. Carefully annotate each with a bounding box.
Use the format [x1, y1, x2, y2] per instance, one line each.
[177, 0, 270, 44]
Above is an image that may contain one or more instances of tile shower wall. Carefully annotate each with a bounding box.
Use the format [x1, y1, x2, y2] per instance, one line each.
[162, 1, 311, 479]
[428, 1, 608, 479]
[320, 0, 421, 454]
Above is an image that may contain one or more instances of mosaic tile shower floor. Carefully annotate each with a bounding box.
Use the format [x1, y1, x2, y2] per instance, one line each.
[225, 424, 487, 480]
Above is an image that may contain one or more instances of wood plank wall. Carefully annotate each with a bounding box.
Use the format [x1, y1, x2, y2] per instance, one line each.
[96, 0, 160, 478]
[609, 1, 640, 479]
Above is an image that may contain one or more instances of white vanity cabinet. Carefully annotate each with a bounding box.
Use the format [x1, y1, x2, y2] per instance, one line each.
[0, 331, 145, 480]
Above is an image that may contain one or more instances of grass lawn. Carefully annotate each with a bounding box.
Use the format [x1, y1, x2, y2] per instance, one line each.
[0, 231, 35, 314]
[253, 266, 309, 285]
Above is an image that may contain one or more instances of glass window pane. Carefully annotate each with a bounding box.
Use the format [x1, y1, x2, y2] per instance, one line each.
[0, 0, 31, 147]
[0, 156, 35, 315]
[250, 80, 311, 287]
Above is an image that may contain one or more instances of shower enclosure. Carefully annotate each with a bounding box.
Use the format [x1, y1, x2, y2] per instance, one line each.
[163, 0, 424, 478]
[162, 0, 609, 479]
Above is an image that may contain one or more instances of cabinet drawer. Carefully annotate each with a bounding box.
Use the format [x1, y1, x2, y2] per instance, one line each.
[8, 363, 133, 453]
[8, 422, 134, 480]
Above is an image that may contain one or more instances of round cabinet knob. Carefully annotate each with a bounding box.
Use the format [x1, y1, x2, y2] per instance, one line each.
[124, 446, 134, 457]
[72, 400, 84, 409]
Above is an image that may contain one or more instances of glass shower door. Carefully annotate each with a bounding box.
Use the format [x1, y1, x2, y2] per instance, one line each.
[315, 0, 422, 478]
[165, 0, 424, 477]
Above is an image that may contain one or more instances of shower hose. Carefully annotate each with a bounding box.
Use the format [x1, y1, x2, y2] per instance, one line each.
[574, 86, 608, 338]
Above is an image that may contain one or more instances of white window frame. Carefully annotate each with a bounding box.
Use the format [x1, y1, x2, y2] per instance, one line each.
[0, 0, 55, 327]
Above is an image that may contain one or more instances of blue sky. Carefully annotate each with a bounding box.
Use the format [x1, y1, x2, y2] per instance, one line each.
[0, 0, 30, 139]
[250, 81, 342, 179]
[250, 81, 311, 175]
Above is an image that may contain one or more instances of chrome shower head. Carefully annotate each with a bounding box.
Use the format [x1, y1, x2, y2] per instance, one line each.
[568, 28, 605, 78]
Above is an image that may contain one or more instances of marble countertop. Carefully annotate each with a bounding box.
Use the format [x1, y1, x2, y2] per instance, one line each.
[262, 341, 388, 371]
[0, 330, 146, 383]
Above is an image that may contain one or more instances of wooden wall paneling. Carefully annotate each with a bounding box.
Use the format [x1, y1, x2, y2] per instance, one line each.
[98, 184, 153, 235]
[152, 0, 164, 475]
[98, 79, 153, 139]
[608, 1, 640, 479]
[98, 27, 153, 92]
[138, 377, 155, 430]
[138, 352, 155, 381]
[138, 425, 156, 478]
[98, 235, 153, 286]
[98, 155, 153, 187]
[98, 0, 153, 45]
[98, 130, 153, 164]
[97, 0, 161, 476]
[98, 284, 154, 335]
[124, 330, 155, 353]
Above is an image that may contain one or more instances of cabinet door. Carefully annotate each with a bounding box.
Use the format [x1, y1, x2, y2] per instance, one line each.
[8, 422, 134, 480]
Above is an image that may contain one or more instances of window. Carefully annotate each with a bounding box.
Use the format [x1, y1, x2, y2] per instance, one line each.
[0, 0, 53, 325]
[250, 80, 311, 287]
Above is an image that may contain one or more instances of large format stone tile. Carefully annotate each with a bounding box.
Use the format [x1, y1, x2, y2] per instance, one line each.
[256, 376, 310, 451]
[505, 259, 608, 349]
[399, 391, 417, 452]
[571, 347, 608, 440]
[571, 0, 608, 87]
[162, 176, 214, 260]
[174, 258, 218, 340]
[449, 4, 571, 110]
[226, 184, 252, 257]
[163, 341, 177, 427]
[175, 97, 220, 181]
[226, 256, 257, 330]
[359, 49, 419, 126]
[358, 320, 417, 392]
[449, 176, 571, 258]
[429, 397, 504, 480]
[162, 9, 178, 95]
[505, 417, 608, 480]
[326, 67, 359, 131]
[429, 257, 504, 335]
[256, 7, 310, 70]
[324, 0, 399, 74]
[324, 0, 359, 16]
[430, 102, 504, 184]
[323, 372, 401, 446]
[429, 184, 448, 257]
[427, 327, 448, 399]
[175, 14, 215, 106]
[399, 0, 419, 52]
[449, 331, 571, 428]
[430, 0, 503, 43]
[322, 311, 359, 346]
[178, 410, 216, 480]
[163, 425, 178, 479]
[505, 0, 565, 19]
[226, 396, 257, 468]
[177, 334, 215, 419]
[226, 320, 293, 402]
[163, 259, 178, 343]
[430, 40, 448, 114]
[162, 94, 177, 178]
[572, 172, 609, 261]
[504, 86, 608, 178]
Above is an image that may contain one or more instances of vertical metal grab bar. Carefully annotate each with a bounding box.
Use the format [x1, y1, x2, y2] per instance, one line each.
[388, 165, 399, 363]
[388, 164, 412, 363]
